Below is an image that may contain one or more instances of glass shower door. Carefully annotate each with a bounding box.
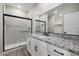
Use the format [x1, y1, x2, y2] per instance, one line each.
[4, 15, 32, 50]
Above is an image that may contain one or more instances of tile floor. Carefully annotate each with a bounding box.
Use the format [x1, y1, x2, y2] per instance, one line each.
[0, 46, 30, 56]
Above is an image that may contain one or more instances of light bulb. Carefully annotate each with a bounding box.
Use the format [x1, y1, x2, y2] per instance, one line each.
[60, 13, 62, 16]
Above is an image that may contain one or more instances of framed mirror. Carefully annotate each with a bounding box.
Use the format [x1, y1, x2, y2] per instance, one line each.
[35, 20, 46, 35]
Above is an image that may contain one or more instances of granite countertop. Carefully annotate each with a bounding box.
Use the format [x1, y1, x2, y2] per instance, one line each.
[28, 34, 79, 55]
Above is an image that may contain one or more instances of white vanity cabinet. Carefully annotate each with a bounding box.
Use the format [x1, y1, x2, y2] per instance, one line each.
[27, 36, 48, 56]
[27, 36, 37, 56]
[48, 44, 77, 56]
[30, 37, 37, 56]
[35, 39, 48, 56]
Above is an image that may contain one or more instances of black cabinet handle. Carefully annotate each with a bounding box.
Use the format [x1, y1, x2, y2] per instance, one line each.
[54, 49, 64, 55]
[34, 45, 38, 52]
[48, 54, 50, 56]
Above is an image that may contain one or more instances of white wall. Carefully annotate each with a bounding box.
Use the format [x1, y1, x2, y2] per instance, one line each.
[48, 14, 63, 33]
[48, 16, 55, 33]
[4, 5, 28, 18]
[0, 4, 3, 53]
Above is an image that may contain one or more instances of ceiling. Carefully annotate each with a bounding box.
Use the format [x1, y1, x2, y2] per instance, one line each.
[47, 3, 79, 17]
[5, 3, 37, 12]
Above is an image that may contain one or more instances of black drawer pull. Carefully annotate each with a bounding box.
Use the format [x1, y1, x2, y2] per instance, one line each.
[48, 54, 50, 56]
[34, 45, 38, 52]
[54, 49, 64, 55]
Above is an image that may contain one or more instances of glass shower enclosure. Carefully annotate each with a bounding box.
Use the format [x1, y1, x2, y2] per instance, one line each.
[4, 14, 32, 50]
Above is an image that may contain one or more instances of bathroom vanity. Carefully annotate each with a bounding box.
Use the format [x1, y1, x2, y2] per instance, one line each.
[26, 35, 47, 56]
[26, 34, 78, 56]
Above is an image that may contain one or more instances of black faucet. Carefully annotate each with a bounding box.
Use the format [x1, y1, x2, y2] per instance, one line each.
[43, 32, 49, 36]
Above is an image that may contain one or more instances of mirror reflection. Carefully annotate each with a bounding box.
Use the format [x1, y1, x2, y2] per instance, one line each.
[47, 3, 79, 35]
[35, 20, 46, 35]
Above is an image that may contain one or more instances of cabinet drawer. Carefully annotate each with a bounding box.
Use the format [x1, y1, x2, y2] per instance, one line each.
[48, 51, 60, 56]
[48, 44, 77, 56]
